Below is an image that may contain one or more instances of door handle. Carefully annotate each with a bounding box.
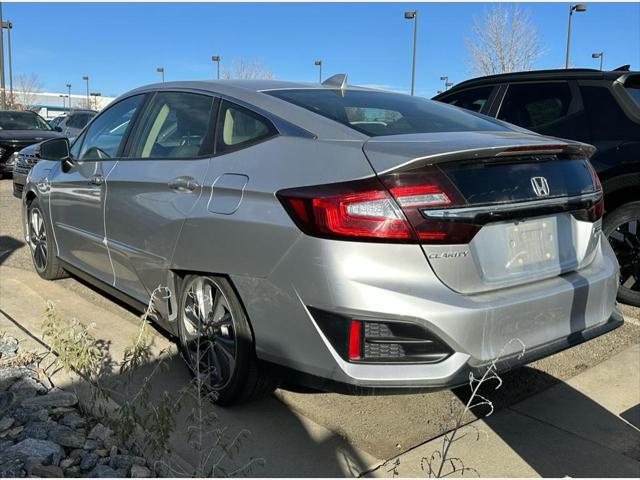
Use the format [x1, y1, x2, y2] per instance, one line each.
[88, 175, 104, 186]
[168, 176, 200, 192]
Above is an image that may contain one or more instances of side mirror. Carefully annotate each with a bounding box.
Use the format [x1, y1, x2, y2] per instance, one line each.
[38, 137, 71, 161]
[54, 126, 63, 132]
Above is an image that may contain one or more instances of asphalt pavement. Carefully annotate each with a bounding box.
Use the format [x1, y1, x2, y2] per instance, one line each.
[1, 177, 639, 472]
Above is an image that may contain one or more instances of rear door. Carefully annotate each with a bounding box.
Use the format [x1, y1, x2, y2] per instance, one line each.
[104, 90, 216, 304]
[49, 94, 145, 284]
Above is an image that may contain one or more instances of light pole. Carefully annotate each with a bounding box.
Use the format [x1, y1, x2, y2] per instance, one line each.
[0, 3, 6, 110]
[2, 20, 12, 105]
[66, 84, 72, 112]
[156, 67, 165, 82]
[592, 51, 604, 70]
[565, 4, 587, 69]
[59, 94, 66, 109]
[82, 75, 90, 109]
[90, 92, 101, 110]
[314, 60, 322, 83]
[404, 10, 418, 96]
[211, 56, 220, 80]
[440, 75, 449, 91]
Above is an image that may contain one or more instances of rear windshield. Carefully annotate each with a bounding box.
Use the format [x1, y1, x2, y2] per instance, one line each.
[266, 89, 509, 136]
[0, 111, 52, 131]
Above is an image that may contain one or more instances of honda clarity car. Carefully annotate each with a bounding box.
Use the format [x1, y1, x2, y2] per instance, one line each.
[21, 76, 622, 404]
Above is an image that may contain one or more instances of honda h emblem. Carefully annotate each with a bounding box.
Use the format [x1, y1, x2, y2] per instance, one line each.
[531, 176, 550, 197]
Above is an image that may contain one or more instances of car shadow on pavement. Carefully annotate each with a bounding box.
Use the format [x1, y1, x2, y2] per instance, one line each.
[0, 235, 25, 267]
[453, 366, 640, 477]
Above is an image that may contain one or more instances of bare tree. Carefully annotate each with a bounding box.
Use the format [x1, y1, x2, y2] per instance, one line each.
[221, 58, 275, 80]
[11, 73, 44, 110]
[466, 5, 543, 76]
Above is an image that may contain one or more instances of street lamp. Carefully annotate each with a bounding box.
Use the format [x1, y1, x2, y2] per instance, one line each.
[592, 51, 604, 70]
[565, 4, 587, 69]
[211, 56, 220, 80]
[59, 94, 67, 109]
[90, 92, 101, 110]
[314, 60, 322, 83]
[82, 75, 90, 109]
[2, 20, 13, 104]
[0, 3, 6, 110]
[156, 67, 165, 82]
[66, 84, 72, 112]
[440, 76, 449, 91]
[404, 10, 418, 96]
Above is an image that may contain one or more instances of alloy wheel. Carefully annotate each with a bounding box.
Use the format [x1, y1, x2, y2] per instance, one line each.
[181, 277, 237, 390]
[607, 218, 640, 294]
[27, 207, 48, 272]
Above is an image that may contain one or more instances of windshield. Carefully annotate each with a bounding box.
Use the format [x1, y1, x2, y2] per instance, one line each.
[0, 111, 52, 131]
[266, 89, 510, 136]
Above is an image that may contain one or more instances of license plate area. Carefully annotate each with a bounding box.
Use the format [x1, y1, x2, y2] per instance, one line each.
[505, 219, 558, 273]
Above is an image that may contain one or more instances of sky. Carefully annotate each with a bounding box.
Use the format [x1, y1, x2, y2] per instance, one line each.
[4, 1, 640, 99]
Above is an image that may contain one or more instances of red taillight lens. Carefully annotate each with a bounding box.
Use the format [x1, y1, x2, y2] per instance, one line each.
[587, 161, 603, 192]
[348, 320, 362, 360]
[277, 167, 479, 244]
[277, 177, 415, 242]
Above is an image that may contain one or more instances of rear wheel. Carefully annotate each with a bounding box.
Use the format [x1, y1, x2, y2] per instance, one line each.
[176, 274, 275, 405]
[26, 197, 66, 280]
[604, 201, 640, 307]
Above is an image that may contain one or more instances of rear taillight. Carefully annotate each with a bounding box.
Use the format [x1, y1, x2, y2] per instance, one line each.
[277, 167, 480, 244]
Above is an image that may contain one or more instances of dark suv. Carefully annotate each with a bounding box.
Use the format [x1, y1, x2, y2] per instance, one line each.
[435, 68, 640, 306]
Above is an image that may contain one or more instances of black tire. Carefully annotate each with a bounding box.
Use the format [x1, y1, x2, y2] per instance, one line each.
[26, 197, 66, 280]
[603, 201, 640, 307]
[176, 274, 276, 406]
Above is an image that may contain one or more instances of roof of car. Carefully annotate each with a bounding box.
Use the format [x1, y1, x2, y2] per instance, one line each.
[437, 68, 638, 95]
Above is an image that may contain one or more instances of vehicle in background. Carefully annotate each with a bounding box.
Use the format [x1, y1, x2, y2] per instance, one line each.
[0, 110, 62, 180]
[48, 115, 66, 129]
[435, 68, 640, 306]
[54, 109, 97, 137]
[22, 78, 621, 404]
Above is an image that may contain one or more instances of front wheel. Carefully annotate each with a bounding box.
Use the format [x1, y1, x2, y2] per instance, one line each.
[26, 197, 66, 280]
[603, 201, 640, 307]
[176, 275, 275, 405]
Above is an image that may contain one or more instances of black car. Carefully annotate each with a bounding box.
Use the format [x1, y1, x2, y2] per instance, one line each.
[0, 110, 61, 180]
[435, 68, 640, 306]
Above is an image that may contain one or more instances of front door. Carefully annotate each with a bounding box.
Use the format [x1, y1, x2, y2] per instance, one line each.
[49, 94, 145, 284]
[104, 91, 216, 304]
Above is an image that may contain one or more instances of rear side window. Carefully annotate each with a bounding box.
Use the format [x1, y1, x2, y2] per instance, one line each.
[498, 82, 572, 129]
[581, 85, 639, 139]
[129, 92, 215, 159]
[624, 75, 640, 108]
[216, 100, 277, 153]
[439, 86, 494, 114]
[267, 89, 508, 136]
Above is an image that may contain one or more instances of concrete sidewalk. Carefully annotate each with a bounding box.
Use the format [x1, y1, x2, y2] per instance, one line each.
[373, 343, 640, 478]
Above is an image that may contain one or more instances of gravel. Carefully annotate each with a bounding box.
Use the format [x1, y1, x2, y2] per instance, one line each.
[0, 333, 156, 477]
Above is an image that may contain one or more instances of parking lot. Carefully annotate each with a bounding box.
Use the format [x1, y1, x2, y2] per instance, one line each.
[2, 176, 639, 475]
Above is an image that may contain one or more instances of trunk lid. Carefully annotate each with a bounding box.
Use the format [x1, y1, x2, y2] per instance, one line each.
[363, 132, 603, 294]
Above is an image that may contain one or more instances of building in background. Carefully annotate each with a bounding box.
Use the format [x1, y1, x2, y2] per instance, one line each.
[20, 91, 116, 119]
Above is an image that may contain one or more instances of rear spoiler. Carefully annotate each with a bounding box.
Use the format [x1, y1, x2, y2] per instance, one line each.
[375, 143, 596, 174]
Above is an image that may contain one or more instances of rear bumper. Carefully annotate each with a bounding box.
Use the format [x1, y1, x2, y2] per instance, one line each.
[234, 231, 620, 390]
[272, 307, 624, 394]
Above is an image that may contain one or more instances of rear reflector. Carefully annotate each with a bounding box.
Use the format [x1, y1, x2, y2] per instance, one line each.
[348, 320, 362, 360]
